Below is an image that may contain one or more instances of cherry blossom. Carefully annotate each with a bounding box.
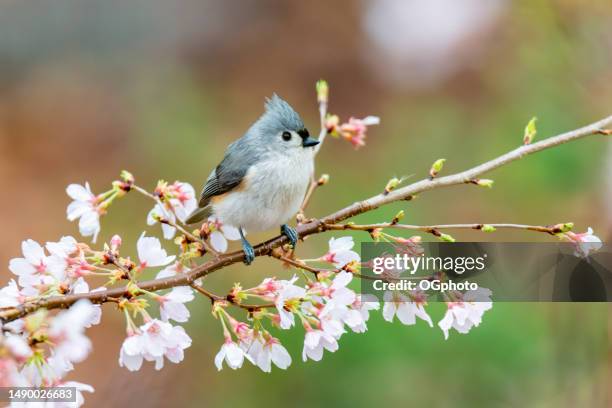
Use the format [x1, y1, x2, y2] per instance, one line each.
[347, 294, 380, 333]
[0, 334, 27, 387]
[66, 183, 101, 243]
[119, 334, 145, 372]
[119, 319, 191, 371]
[137, 233, 175, 268]
[45, 236, 78, 281]
[326, 115, 380, 149]
[0, 280, 22, 308]
[320, 271, 356, 316]
[8, 239, 53, 291]
[302, 328, 339, 362]
[274, 276, 307, 329]
[147, 203, 178, 240]
[562, 227, 603, 257]
[208, 217, 242, 253]
[244, 335, 292, 372]
[382, 291, 433, 327]
[158, 286, 194, 323]
[147, 182, 198, 239]
[3, 334, 32, 361]
[438, 288, 493, 339]
[49, 300, 99, 364]
[340, 116, 380, 148]
[321, 237, 360, 268]
[215, 337, 247, 371]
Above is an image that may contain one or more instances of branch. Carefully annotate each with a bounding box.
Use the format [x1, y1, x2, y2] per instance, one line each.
[2, 115, 610, 322]
[324, 222, 567, 235]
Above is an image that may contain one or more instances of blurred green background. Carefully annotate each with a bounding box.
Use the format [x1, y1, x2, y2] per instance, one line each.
[0, 0, 611, 406]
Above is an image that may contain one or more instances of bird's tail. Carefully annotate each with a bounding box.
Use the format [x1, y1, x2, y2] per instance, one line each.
[185, 206, 211, 225]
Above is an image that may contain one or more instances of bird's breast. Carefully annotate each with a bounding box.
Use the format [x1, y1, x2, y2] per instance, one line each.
[211, 153, 313, 231]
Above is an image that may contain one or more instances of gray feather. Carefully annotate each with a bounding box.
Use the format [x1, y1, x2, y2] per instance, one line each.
[184, 206, 212, 225]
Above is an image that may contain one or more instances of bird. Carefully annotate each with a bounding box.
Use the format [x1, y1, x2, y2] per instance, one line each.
[185, 94, 320, 265]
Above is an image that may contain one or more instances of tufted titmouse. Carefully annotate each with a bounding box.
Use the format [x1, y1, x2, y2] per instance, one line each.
[186, 94, 319, 264]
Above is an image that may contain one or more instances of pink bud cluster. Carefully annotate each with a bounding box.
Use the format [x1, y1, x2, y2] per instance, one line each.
[325, 115, 380, 148]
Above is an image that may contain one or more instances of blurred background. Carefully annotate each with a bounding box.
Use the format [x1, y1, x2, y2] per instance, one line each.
[1, 0, 611, 406]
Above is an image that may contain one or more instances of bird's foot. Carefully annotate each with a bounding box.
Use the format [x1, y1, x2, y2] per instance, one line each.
[240, 228, 255, 265]
[281, 224, 299, 248]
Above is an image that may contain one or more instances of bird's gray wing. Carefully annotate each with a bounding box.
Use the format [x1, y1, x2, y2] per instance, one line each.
[198, 140, 258, 207]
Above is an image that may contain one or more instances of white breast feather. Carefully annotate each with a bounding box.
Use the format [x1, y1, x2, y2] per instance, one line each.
[211, 150, 313, 232]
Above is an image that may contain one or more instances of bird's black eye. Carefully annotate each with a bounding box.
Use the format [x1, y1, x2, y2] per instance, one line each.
[282, 131, 292, 141]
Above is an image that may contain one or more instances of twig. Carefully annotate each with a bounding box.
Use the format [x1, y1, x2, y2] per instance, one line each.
[299, 86, 329, 221]
[297, 176, 327, 223]
[190, 283, 275, 311]
[2, 115, 611, 323]
[324, 222, 564, 235]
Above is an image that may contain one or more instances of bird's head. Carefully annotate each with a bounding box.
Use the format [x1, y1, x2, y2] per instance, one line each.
[251, 94, 319, 153]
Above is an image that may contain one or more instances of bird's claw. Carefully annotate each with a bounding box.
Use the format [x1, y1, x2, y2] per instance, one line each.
[281, 224, 299, 248]
[242, 242, 255, 265]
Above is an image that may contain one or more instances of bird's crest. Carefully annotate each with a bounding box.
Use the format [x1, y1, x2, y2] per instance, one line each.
[262, 94, 305, 132]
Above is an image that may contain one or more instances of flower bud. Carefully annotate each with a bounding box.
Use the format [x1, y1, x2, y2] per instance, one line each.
[475, 179, 494, 188]
[384, 177, 401, 195]
[439, 233, 456, 243]
[317, 174, 330, 186]
[111, 234, 122, 250]
[481, 225, 496, 233]
[316, 79, 329, 104]
[429, 159, 446, 179]
[392, 210, 404, 224]
[523, 117, 537, 145]
[325, 114, 340, 135]
[553, 222, 574, 233]
[120, 170, 135, 185]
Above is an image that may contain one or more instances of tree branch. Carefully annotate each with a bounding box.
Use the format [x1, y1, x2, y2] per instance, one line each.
[324, 222, 565, 235]
[2, 115, 610, 323]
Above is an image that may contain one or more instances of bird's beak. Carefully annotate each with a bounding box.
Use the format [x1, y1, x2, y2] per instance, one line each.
[302, 137, 320, 148]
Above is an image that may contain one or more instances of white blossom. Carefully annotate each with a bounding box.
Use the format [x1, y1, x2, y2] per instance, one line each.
[137, 233, 175, 268]
[119, 319, 191, 371]
[49, 300, 98, 364]
[322, 237, 360, 268]
[8, 239, 52, 291]
[274, 276, 307, 330]
[66, 183, 101, 243]
[564, 227, 603, 257]
[4, 334, 32, 360]
[0, 280, 22, 308]
[159, 286, 194, 323]
[347, 294, 380, 333]
[382, 291, 433, 327]
[438, 288, 493, 339]
[244, 336, 291, 373]
[147, 182, 197, 239]
[208, 217, 242, 253]
[147, 203, 178, 240]
[302, 329, 339, 362]
[45, 236, 77, 281]
[215, 338, 247, 371]
[320, 271, 357, 319]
